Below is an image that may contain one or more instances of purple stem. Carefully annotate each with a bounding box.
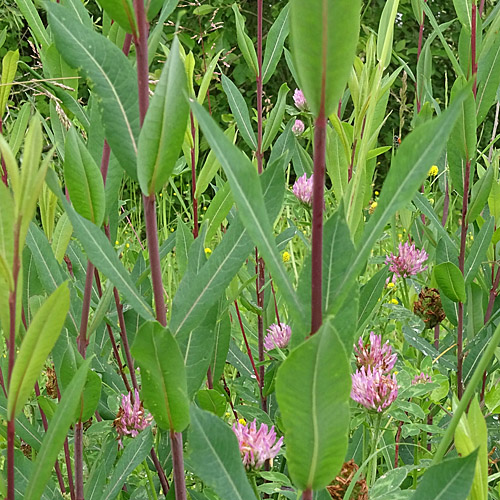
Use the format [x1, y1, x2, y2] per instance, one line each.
[303, 489, 313, 500]
[190, 112, 199, 239]
[471, 3, 478, 97]
[415, 2, 427, 113]
[0, 119, 8, 186]
[132, 0, 185, 496]
[479, 0, 485, 16]
[269, 276, 281, 326]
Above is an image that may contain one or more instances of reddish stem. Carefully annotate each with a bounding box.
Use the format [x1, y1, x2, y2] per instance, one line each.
[471, 3, 478, 97]
[190, 112, 199, 239]
[0, 119, 7, 186]
[303, 489, 313, 500]
[270, 276, 281, 326]
[234, 301, 261, 384]
[415, 3, 426, 113]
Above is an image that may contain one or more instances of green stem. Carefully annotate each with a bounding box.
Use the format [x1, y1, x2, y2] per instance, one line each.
[401, 278, 410, 308]
[144, 460, 159, 500]
[250, 474, 260, 499]
[366, 413, 382, 486]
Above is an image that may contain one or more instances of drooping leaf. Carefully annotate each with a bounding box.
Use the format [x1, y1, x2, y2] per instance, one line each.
[131, 321, 190, 431]
[289, 0, 361, 117]
[433, 262, 466, 303]
[276, 319, 351, 490]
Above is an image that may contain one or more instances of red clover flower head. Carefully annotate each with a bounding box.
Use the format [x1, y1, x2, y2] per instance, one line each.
[293, 173, 313, 205]
[264, 323, 292, 351]
[113, 389, 153, 448]
[385, 242, 428, 278]
[351, 367, 398, 412]
[292, 119, 305, 136]
[354, 332, 397, 373]
[232, 419, 283, 469]
[293, 88, 307, 111]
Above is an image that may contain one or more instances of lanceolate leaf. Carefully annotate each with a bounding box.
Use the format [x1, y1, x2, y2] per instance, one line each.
[0, 50, 19, 114]
[131, 321, 190, 431]
[329, 85, 470, 316]
[289, 0, 361, 117]
[276, 319, 351, 490]
[188, 405, 256, 500]
[64, 127, 105, 226]
[434, 262, 466, 303]
[262, 4, 290, 84]
[8, 282, 70, 419]
[47, 3, 139, 180]
[221, 74, 257, 151]
[24, 359, 91, 500]
[138, 36, 189, 195]
[464, 216, 494, 285]
[98, 0, 136, 33]
[190, 99, 305, 327]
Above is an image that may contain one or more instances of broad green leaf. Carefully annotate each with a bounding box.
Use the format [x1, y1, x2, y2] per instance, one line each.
[196, 389, 226, 417]
[464, 216, 494, 285]
[97, 0, 136, 33]
[231, 4, 258, 74]
[329, 85, 470, 316]
[85, 437, 118, 500]
[262, 83, 289, 152]
[24, 359, 91, 500]
[453, 0, 473, 28]
[188, 404, 255, 500]
[0, 50, 19, 114]
[377, 0, 400, 69]
[290, 0, 361, 117]
[221, 74, 257, 151]
[263, 4, 290, 84]
[433, 262, 466, 303]
[131, 321, 189, 431]
[8, 282, 69, 419]
[64, 127, 105, 226]
[411, 452, 477, 500]
[47, 3, 139, 180]
[190, 99, 305, 328]
[138, 36, 189, 195]
[276, 319, 351, 490]
[101, 429, 154, 500]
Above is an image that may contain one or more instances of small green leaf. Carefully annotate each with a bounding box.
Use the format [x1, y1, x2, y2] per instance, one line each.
[138, 36, 189, 195]
[8, 282, 70, 419]
[262, 83, 289, 152]
[231, 4, 258, 74]
[64, 127, 106, 226]
[131, 321, 190, 431]
[464, 216, 494, 285]
[203, 181, 234, 244]
[188, 404, 255, 500]
[434, 262, 466, 303]
[276, 319, 351, 490]
[377, 0, 400, 69]
[196, 389, 226, 417]
[0, 50, 19, 114]
[97, 0, 136, 33]
[262, 4, 290, 84]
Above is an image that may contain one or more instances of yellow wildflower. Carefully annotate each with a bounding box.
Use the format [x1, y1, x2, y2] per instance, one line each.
[238, 418, 247, 426]
[126, 243, 130, 249]
[374, 190, 379, 196]
[115, 240, 119, 245]
[390, 298, 399, 305]
[387, 282, 395, 289]
[428, 165, 439, 177]
[369, 201, 378, 214]
[204, 248, 212, 255]
[282, 251, 291, 263]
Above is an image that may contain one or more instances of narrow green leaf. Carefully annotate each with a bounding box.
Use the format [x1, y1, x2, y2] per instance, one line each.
[64, 127, 106, 226]
[411, 452, 477, 500]
[468, 167, 493, 224]
[101, 429, 154, 500]
[262, 83, 289, 152]
[188, 404, 255, 500]
[24, 359, 91, 500]
[464, 216, 494, 285]
[138, 36, 189, 195]
[176, 216, 194, 278]
[434, 262, 466, 303]
[13, 0, 49, 47]
[290, 0, 361, 117]
[221, 74, 257, 151]
[262, 4, 290, 84]
[203, 181, 234, 244]
[8, 101, 31, 156]
[477, 32, 500, 124]
[276, 320, 350, 490]
[47, 3, 139, 180]
[131, 321, 190, 431]
[197, 50, 222, 105]
[0, 50, 19, 114]
[489, 179, 500, 224]
[377, 0, 400, 69]
[357, 267, 389, 333]
[51, 213, 73, 264]
[190, 99, 305, 327]
[231, 4, 258, 74]
[8, 282, 70, 419]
